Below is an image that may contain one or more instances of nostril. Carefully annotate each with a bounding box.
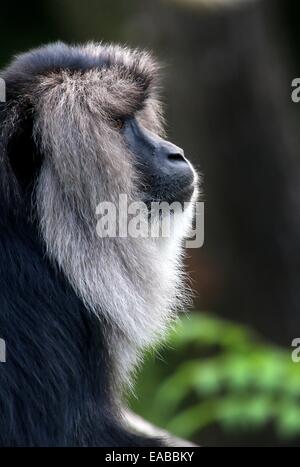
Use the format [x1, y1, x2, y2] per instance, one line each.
[168, 153, 186, 163]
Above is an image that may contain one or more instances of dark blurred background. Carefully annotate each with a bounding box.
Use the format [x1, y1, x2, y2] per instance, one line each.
[2, 0, 300, 447]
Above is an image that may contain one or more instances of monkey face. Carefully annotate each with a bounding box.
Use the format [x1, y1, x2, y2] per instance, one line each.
[118, 117, 196, 205]
[1, 42, 199, 216]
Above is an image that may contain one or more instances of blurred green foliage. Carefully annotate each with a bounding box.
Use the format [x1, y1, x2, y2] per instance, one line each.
[130, 313, 300, 441]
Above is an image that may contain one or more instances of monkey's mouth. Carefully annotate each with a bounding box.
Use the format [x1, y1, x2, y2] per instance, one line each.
[143, 181, 195, 208]
[173, 182, 195, 203]
[164, 176, 196, 204]
[140, 164, 196, 206]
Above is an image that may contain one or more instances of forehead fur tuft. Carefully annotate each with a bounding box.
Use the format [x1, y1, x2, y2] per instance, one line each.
[1, 41, 161, 117]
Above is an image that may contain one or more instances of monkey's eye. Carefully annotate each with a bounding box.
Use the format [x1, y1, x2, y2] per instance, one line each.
[114, 118, 125, 130]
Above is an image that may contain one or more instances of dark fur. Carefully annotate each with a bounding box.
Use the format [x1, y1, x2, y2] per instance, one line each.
[0, 211, 163, 446]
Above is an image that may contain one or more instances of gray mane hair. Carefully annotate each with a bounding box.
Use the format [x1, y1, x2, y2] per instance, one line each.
[2, 42, 197, 384]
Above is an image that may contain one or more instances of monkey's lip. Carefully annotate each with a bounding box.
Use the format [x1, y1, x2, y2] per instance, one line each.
[143, 182, 195, 205]
[172, 182, 195, 203]
[158, 182, 195, 204]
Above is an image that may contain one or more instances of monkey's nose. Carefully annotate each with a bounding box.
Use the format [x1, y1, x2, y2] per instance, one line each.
[162, 141, 185, 163]
[165, 147, 194, 184]
[164, 143, 190, 169]
[168, 152, 186, 163]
